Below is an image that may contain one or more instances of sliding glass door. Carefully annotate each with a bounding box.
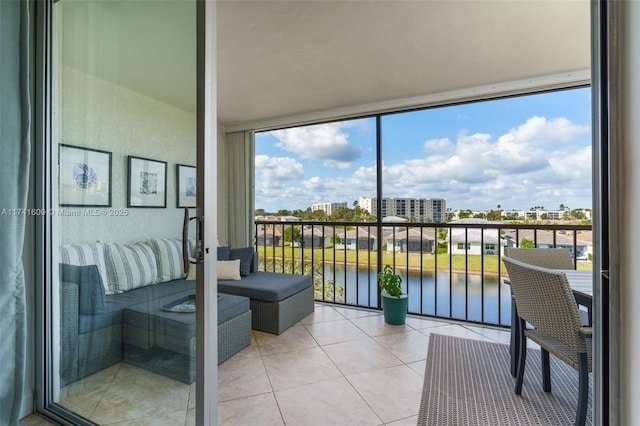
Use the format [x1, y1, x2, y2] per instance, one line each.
[41, 1, 214, 424]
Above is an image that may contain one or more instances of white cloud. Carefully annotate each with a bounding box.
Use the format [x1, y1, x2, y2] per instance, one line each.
[302, 176, 325, 191]
[423, 137, 454, 153]
[270, 122, 363, 169]
[497, 116, 589, 146]
[255, 165, 377, 212]
[384, 116, 591, 208]
[256, 115, 593, 212]
[255, 155, 304, 181]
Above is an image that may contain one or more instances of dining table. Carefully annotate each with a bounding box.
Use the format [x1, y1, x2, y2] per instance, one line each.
[507, 269, 594, 377]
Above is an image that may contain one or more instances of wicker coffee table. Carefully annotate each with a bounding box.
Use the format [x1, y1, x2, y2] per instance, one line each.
[122, 292, 250, 383]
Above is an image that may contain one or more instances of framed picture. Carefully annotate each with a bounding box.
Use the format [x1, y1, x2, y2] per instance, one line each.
[59, 144, 112, 207]
[176, 164, 196, 208]
[127, 156, 167, 208]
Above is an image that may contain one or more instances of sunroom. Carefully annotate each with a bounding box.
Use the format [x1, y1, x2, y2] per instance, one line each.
[4, 0, 639, 425]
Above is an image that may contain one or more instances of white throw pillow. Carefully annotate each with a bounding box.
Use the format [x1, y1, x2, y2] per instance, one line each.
[217, 260, 241, 280]
[104, 242, 158, 293]
[59, 242, 112, 294]
[148, 238, 186, 283]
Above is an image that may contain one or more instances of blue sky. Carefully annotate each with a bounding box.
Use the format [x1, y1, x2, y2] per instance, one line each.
[255, 87, 592, 213]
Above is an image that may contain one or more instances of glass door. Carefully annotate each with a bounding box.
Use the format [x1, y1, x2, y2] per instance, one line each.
[45, 1, 211, 424]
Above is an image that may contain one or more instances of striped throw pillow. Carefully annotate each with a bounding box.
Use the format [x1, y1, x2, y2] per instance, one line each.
[148, 238, 186, 283]
[104, 242, 158, 293]
[59, 242, 112, 295]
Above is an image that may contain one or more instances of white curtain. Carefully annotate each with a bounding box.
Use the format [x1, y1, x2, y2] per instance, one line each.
[226, 131, 255, 247]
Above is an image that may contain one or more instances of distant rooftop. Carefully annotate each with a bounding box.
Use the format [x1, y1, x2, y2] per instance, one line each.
[382, 215, 408, 223]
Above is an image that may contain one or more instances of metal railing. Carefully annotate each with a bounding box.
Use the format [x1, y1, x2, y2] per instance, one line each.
[254, 220, 592, 327]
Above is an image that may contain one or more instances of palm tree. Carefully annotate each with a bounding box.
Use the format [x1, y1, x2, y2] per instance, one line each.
[352, 200, 361, 221]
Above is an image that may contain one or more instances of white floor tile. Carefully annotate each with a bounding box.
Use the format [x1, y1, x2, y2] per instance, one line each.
[276, 377, 382, 425]
[346, 365, 423, 424]
[53, 305, 524, 426]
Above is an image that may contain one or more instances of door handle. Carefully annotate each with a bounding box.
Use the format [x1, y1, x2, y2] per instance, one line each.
[182, 208, 205, 275]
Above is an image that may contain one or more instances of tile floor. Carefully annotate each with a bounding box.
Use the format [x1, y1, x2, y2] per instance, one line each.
[20, 303, 515, 425]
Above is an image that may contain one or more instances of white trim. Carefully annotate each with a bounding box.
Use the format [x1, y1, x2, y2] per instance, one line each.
[196, 1, 218, 425]
[225, 69, 591, 132]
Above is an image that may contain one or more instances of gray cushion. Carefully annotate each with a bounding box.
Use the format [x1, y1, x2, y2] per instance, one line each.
[124, 293, 197, 338]
[59, 264, 105, 314]
[123, 291, 249, 336]
[78, 279, 195, 334]
[217, 246, 231, 260]
[230, 247, 254, 276]
[250, 252, 259, 273]
[218, 293, 250, 324]
[218, 271, 312, 302]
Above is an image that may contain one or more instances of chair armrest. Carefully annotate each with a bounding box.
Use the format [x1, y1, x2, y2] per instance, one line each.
[573, 291, 592, 311]
[573, 290, 592, 326]
[578, 326, 592, 338]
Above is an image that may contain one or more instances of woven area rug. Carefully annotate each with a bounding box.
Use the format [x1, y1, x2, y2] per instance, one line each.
[418, 334, 593, 425]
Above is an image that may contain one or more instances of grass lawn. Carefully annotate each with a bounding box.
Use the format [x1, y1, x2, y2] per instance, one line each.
[256, 246, 593, 274]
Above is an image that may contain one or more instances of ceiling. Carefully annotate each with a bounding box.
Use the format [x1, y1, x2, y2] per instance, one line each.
[217, 0, 591, 129]
[60, 0, 591, 131]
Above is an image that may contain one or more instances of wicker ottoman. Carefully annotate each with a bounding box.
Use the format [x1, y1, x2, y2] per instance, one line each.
[219, 271, 314, 334]
[122, 292, 250, 383]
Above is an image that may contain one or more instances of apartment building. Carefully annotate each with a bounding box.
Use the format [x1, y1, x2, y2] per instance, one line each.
[311, 201, 348, 216]
[359, 196, 447, 223]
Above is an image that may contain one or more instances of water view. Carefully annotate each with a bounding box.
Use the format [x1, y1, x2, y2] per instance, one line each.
[321, 265, 512, 326]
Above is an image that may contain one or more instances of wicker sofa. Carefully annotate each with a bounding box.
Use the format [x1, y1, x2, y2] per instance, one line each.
[59, 264, 252, 385]
[59, 240, 314, 385]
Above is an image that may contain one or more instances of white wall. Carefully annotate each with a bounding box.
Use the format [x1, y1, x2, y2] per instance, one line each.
[619, 1, 640, 423]
[57, 66, 196, 245]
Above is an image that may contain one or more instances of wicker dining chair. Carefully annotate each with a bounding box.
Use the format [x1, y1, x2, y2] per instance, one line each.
[504, 247, 591, 326]
[504, 247, 574, 270]
[502, 256, 592, 426]
[503, 247, 582, 377]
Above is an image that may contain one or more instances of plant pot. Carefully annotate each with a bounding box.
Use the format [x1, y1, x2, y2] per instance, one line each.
[381, 291, 408, 325]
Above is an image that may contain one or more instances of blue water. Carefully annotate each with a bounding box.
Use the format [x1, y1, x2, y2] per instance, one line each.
[320, 265, 512, 326]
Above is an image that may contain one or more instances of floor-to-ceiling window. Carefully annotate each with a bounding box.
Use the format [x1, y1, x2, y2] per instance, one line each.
[254, 87, 592, 326]
[45, 1, 201, 423]
[255, 118, 378, 306]
[379, 88, 592, 324]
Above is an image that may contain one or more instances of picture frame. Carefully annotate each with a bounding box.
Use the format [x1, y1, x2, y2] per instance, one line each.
[176, 164, 197, 208]
[127, 156, 167, 208]
[59, 144, 112, 207]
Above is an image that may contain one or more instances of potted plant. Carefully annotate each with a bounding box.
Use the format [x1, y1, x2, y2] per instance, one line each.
[378, 265, 408, 325]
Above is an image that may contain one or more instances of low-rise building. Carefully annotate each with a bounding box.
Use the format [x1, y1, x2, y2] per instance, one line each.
[447, 219, 501, 255]
[502, 229, 591, 260]
[385, 227, 436, 253]
[335, 226, 378, 250]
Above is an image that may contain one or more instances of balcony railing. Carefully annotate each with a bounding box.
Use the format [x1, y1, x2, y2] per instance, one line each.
[254, 220, 592, 327]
